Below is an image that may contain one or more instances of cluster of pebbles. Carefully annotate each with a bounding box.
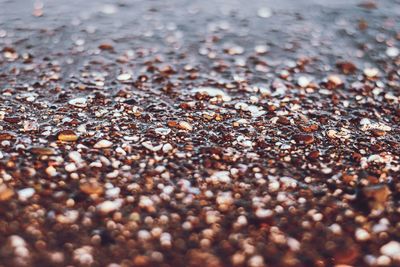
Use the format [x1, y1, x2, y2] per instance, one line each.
[0, 0, 400, 266]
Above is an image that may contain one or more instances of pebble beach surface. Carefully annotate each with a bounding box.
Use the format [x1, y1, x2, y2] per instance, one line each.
[0, 0, 400, 266]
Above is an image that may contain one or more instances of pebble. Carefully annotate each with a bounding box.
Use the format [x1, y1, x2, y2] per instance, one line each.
[326, 129, 350, 139]
[139, 196, 154, 209]
[0, 132, 16, 141]
[364, 67, 379, 78]
[293, 134, 315, 145]
[237, 215, 248, 226]
[69, 151, 82, 163]
[138, 230, 151, 241]
[155, 127, 171, 136]
[9, 235, 27, 248]
[191, 87, 231, 101]
[255, 208, 273, 219]
[232, 253, 246, 265]
[298, 76, 310, 88]
[97, 199, 122, 214]
[142, 141, 163, 152]
[386, 47, 399, 58]
[8, 235, 30, 261]
[287, 237, 301, 251]
[248, 255, 265, 267]
[80, 181, 104, 196]
[362, 184, 391, 211]
[98, 43, 114, 50]
[162, 143, 173, 153]
[355, 228, 370, 241]
[248, 105, 265, 117]
[73, 246, 94, 265]
[68, 97, 87, 108]
[65, 163, 77, 172]
[0, 184, 14, 201]
[58, 130, 78, 142]
[23, 120, 39, 131]
[359, 118, 391, 132]
[380, 241, 400, 260]
[94, 139, 113, 148]
[210, 171, 231, 184]
[178, 121, 193, 131]
[100, 4, 118, 14]
[254, 44, 268, 54]
[257, 7, 272, 18]
[57, 210, 79, 224]
[46, 165, 57, 176]
[17, 188, 35, 201]
[117, 73, 132, 81]
[106, 187, 120, 198]
[327, 74, 342, 87]
[31, 147, 56, 155]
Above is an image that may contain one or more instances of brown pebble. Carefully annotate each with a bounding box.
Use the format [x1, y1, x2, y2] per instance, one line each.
[4, 117, 21, 124]
[277, 116, 290, 125]
[362, 184, 391, 211]
[98, 43, 114, 50]
[371, 129, 386, 137]
[31, 147, 56, 155]
[336, 61, 357, 75]
[300, 124, 319, 132]
[58, 130, 78, 142]
[0, 132, 16, 141]
[186, 250, 223, 267]
[80, 181, 104, 196]
[342, 173, 357, 184]
[333, 246, 360, 265]
[0, 184, 14, 202]
[307, 150, 320, 160]
[293, 134, 315, 145]
[132, 255, 151, 267]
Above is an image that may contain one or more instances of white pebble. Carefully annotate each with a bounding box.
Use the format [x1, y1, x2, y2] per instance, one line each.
[94, 139, 113, 148]
[298, 76, 310, 88]
[18, 188, 35, 201]
[248, 255, 265, 267]
[69, 151, 82, 163]
[117, 73, 132, 81]
[68, 97, 87, 108]
[386, 47, 399, 58]
[97, 199, 122, 214]
[73, 246, 94, 265]
[380, 241, 400, 260]
[257, 7, 272, 18]
[210, 171, 231, 184]
[163, 143, 173, 153]
[364, 67, 379, 78]
[255, 208, 273, 219]
[355, 228, 370, 241]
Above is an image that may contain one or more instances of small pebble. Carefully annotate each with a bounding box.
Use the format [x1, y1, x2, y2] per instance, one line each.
[380, 241, 400, 260]
[364, 67, 379, 78]
[178, 121, 193, 131]
[68, 97, 87, 108]
[386, 47, 399, 58]
[58, 130, 78, 142]
[94, 139, 113, 148]
[257, 7, 272, 18]
[355, 228, 370, 241]
[18, 188, 35, 201]
[117, 73, 132, 81]
[0, 184, 14, 202]
[298, 76, 310, 88]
